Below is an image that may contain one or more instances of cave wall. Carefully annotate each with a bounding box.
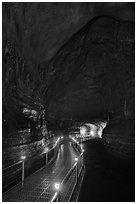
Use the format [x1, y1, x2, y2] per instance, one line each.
[47, 16, 134, 121]
[2, 3, 134, 164]
[2, 2, 134, 129]
[46, 16, 134, 160]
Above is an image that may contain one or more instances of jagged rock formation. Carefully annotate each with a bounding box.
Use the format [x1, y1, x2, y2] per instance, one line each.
[2, 3, 134, 165]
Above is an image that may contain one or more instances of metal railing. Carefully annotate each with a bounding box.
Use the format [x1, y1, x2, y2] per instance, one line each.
[2, 137, 62, 192]
[51, 140, 85, 202]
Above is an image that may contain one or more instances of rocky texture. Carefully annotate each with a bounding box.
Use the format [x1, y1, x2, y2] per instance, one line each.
[2, 3, 134, 126]
[2, 2, 134, 63]
[2, 3, 134, 165]
[47, 16, 134, 121]
[46, 15, 134, 160]
[3, 138, 45, 167]
[103, 118, 135, 161]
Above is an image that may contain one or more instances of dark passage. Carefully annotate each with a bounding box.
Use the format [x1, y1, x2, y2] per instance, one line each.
[79, 139, 135, 202]
[2, 2, 135, 202]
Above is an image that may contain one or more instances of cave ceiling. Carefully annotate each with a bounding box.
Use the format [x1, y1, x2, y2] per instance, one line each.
[2, 2, 135, 124]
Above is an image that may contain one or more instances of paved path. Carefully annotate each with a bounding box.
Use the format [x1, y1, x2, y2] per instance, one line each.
[3, 140, 79, 202]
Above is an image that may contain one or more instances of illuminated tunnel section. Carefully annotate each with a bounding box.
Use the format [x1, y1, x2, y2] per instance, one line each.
[79, 121, 107, 139]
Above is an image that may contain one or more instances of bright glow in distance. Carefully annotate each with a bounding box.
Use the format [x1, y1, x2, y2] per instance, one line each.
[21, 156, 26, 160]
[45, 148, 49, 152]
[80, 126, 87, 135]
[90, 130, 95, 136]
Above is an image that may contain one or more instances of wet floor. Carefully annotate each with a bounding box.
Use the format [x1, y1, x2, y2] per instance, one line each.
[78, 139, 135, 202]
[3, 141, 80, 202]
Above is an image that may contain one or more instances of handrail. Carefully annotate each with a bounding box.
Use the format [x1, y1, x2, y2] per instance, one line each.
[68, 154, 84, 202]
[2, 142, 58, 171]
[50, 162, 77, 202]
[51, 192, 58, 202]
[51, 151, 83, 202]
[2, 160, 22, 171]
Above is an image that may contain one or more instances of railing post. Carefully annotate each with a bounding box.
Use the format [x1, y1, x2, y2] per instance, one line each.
[22, 160, 24, 185]
[76, 163, 78, 183]
[54, 146, 55, 158]
[21, 156, 26, 185]
[46, 152, 48, 165]
[75, 158, 78, 183]
[56, 193, 60, 202]
[45, 148, 49, 165]
[54, 183, 60, 201]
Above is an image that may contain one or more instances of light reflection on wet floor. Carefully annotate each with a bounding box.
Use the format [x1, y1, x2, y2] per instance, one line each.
[3, 139, 81, 202]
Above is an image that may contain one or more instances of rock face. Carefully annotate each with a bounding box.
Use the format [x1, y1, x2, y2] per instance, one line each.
[47, 16, 134, 121]
[46, 16, 134, 160]
[2, 3, 135, 166]
[2, 3, 134, 126]
[2, 2, 134, 63]
[103, 118, 135, 161]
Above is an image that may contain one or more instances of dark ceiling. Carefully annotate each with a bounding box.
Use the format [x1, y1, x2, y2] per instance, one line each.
[2, 2, 135, 126]
[3, 2, 134, 62]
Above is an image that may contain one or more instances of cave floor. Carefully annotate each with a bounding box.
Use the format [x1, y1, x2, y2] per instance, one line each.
[2, 141, 80, 202]
[79, 139, 135, 202]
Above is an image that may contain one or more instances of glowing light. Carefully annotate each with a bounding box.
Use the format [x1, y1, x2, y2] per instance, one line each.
[75, 158, 78, 162]
[45, 148, 49, 152]
[90, 130, 95, 136]
[21, 156, 26, 160]
[56, 139, 59, 144]
[80, 126, 87, 135]
[97, 121, 107, 138]
[31, 110, 37, 116]
[54, 183, 60, 190]
[85, 121, 107, 138]
[23, 108, 31, 114]
[61, 136, 63, 139]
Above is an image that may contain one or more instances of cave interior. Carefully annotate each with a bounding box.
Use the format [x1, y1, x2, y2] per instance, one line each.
[2, 2, 135, 171]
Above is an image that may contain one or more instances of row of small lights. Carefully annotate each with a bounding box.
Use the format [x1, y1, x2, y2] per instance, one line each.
[53, 135, 84, 199]
[48, 136, 64, 195]
[21, 135, 81, 195]
[53, 136, 63, 148]
[69, 135, 84, 153]
[20, 135, 64, 187]
[21, 136, 64, 161]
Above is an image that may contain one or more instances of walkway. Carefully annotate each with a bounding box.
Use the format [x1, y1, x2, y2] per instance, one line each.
[3, 141, 80, 202]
